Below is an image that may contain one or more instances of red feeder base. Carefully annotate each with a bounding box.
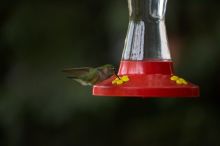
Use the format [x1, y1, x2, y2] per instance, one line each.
[93, 60, 199, 97]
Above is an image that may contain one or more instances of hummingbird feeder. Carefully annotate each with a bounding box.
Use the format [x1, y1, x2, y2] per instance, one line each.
[93, 0, 199, 97]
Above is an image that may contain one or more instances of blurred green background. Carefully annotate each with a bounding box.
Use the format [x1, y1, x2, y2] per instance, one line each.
[0, 0, 220, 146]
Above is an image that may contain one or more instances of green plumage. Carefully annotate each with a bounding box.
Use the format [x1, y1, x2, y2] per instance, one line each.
[63, 64, 115, 86]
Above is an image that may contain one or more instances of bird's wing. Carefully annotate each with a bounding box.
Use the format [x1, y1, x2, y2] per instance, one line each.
[74, 79, 92, 86]
[63, 67, 99, 86]
[62, 67, 91, 78]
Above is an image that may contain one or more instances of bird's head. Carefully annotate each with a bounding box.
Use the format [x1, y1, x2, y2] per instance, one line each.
[100, 64, 116, 77]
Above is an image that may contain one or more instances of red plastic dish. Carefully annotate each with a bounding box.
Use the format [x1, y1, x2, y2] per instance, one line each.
[93, 60, 199, 97]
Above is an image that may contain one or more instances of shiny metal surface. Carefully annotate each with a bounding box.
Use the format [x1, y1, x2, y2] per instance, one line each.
[122, 0, 171, 60]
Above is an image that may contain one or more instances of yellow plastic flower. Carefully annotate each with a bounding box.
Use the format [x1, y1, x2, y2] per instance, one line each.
[116, 80, 124, 85]
[112, 78, 119, 84]
[170, 75, 188, 85]
[178, 78, 188, 85]
[176, 79, 183, 85]
[170, 76, 179, 81]
[112, 75, 130, 85]
[121, 75, 129, 82]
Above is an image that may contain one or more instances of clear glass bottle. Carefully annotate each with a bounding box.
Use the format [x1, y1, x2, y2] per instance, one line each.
[122, 0, 170, 61]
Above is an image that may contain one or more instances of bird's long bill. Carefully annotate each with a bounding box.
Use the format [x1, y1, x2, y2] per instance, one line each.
[113, 68, 121, 79]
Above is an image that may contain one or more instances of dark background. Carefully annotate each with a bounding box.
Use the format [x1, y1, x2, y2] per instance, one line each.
[1, 0, 220, 146]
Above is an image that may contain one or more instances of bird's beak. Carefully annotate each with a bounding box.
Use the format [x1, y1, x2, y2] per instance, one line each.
[112, 67, 121, 79]
[112, 67, 116, 72]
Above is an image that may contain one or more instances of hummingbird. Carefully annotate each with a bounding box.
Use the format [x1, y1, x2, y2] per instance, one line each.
[63, 64, 119, 86]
